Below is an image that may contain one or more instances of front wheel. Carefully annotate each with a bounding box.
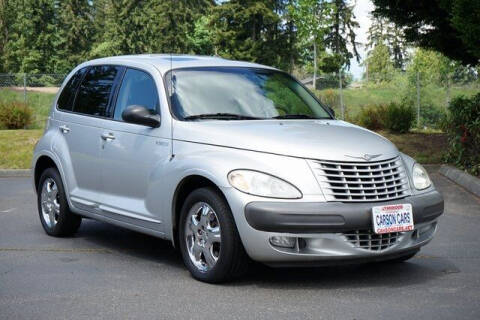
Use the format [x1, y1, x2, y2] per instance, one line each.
[37, 168, 81, 237]
[178, 187, 249, 283]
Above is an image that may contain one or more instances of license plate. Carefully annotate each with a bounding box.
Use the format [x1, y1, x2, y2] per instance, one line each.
[372, 204, 414, 234]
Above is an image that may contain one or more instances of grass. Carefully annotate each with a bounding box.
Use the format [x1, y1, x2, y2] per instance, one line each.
[0, 129, 43, 169]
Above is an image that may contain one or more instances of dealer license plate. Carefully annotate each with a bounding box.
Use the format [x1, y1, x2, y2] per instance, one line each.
[372, 203, 414, 234]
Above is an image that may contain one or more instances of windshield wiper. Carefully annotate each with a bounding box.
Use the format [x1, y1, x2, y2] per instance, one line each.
[183, 113, 263, 121]
[272, 114, 319, 119]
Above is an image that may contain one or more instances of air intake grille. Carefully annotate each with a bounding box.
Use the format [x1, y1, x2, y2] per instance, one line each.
[344, 230, 403, 251]
[308, 157, 410, 202]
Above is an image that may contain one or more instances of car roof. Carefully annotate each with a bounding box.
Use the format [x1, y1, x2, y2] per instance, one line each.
[82, 54, 277, 74]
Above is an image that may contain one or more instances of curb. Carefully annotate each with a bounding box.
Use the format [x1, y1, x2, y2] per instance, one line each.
[439, 165, 480, 198]
[0, 169, 31, 177]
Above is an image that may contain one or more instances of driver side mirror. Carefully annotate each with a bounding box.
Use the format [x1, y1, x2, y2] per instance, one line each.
[122, 105, 160, 128]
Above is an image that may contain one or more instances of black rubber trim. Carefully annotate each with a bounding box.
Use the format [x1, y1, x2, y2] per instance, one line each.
[245, 191, 444, 233]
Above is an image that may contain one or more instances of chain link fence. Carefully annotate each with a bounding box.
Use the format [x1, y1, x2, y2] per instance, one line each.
[0, 73, 66, 129]
[306, 71, 480, 129]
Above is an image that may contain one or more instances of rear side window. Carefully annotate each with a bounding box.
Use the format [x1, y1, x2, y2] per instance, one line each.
[57, 68, 87, 111]
[73, 65, 123, 117]
[114, 68, 159, 121]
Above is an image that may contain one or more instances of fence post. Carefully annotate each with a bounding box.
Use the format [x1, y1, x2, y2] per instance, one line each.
[339, 69, 345, 120]
[416, 72, 420, 128]
[23, 73, 27, 105]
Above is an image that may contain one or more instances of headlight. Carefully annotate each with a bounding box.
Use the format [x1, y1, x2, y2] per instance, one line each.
[412, 163, 431, 190]
[227, 170, 302, 199]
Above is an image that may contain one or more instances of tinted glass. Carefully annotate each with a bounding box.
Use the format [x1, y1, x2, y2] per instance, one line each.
[57, 68, 87, 111]
[165, 67, 331, 120]
[114, 68, 159, 121]
[73, 65, 122, 117]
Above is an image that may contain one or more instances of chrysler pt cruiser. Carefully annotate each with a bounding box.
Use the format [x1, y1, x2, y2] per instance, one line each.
[32, 55, 444, 283]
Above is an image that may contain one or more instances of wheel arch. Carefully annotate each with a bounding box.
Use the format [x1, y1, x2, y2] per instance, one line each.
[171, 174, 229, 248]
[34, 155, 60, 192]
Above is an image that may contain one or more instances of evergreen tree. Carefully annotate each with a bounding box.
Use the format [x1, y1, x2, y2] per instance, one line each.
[324, 0, 360, 69]
[54, 0, 95, 73]
[3, 0, 57, 73]
[367, 15, 408, 70]
[210, 0, 292, 71]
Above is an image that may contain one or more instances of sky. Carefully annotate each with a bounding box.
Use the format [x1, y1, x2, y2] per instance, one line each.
[349, 0, 374, 80]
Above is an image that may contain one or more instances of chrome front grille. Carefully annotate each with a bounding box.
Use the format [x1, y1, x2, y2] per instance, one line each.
[308, 157, 410, 202]
[344, 230, 403, 251]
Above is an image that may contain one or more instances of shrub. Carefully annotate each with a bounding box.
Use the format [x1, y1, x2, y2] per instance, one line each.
[444, 93, 480, 175]
[0, 101, 33, 129]
[420, 104, 446, 129]
[356, 104, 387, 130]
[384, 102, 415, 133]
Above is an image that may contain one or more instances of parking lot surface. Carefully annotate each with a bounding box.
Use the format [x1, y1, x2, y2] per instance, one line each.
[1, 167, 479, 320]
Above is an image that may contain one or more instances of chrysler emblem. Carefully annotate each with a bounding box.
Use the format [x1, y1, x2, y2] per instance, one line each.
[345, 153, 382, 161]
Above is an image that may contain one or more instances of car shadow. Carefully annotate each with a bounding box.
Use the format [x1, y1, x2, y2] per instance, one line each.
[74, 220, 458, 289]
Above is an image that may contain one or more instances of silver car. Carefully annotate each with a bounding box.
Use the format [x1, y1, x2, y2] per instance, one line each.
[33, 55, 444, 283]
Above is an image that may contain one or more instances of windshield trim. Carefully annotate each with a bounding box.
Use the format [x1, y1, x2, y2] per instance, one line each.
[162, 66, 334, 122]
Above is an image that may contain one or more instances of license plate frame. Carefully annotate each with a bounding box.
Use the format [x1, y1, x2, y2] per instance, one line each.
[372, 203, 414, 234]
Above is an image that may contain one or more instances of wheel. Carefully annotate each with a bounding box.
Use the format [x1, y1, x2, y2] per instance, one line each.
[178, 187, 249, 283]
[37, 168, 81, 237]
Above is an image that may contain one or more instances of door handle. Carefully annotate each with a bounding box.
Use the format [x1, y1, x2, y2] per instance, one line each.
[59, 125, 70, 134]
[101, 133, 115, 141]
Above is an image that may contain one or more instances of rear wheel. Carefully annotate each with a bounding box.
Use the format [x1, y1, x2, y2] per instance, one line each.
[37, 168, 81, 237]
[178, 187, 249, 283]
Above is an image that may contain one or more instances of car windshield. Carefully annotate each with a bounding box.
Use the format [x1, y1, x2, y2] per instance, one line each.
[165, 67, 332, 120]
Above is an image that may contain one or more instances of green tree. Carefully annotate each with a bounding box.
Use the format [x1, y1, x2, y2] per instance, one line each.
[364, 42, 394, 83]
[289, 0, 330, 88]
[187, 15, 215, 55]
[324, 0, 360, 69]
[53, 0, 95, 73]
[210, 0, 292, 71]
[367, 14, 408, 70]
[3, 0, 57, 73]
[90, 0, 197, 58]
[372, 0, 480, 65]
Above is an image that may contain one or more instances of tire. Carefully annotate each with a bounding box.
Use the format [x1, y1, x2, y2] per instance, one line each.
[37, 167, 81, 237]
[178, 187, 249, 283]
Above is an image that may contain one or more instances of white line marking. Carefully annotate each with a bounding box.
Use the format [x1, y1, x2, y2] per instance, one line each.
[0, 208, 16, 213]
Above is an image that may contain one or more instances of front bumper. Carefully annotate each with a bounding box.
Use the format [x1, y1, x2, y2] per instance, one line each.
[245, 191, 443, 233]
[223, 188, 443, 265]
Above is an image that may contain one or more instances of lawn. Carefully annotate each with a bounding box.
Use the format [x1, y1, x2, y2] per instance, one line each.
[0, 129, 43, 169]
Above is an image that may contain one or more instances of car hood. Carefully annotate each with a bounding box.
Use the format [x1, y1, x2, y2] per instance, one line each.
[172, 119, 399, 161]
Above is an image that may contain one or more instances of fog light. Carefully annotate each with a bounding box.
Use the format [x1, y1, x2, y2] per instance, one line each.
[269, 236, 296, 248]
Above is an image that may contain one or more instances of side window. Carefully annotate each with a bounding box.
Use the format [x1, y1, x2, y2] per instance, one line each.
[73, 65, 122, 117]
[57, 67, 87, 111]
[114, 68, 159, 121]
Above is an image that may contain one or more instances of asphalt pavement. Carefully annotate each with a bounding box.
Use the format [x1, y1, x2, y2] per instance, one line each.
[1, 168, 479, 320]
